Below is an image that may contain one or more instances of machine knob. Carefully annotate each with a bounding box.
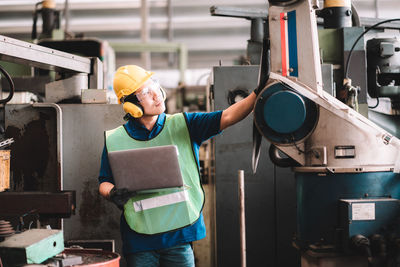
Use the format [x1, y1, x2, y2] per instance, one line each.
[254, 82, 318, 145]
[263, 90, 306, 134]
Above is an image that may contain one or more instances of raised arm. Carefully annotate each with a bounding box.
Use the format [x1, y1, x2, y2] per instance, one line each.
[220, 92, 257, 130]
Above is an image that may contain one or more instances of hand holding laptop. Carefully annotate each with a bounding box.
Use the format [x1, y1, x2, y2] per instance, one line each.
[108, 145, 184, 192]
[109, 187, 137, 210]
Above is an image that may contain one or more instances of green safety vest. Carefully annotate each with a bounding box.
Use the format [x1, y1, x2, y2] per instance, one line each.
[105, 113, 204, 235]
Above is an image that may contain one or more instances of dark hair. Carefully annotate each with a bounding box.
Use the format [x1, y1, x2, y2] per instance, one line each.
[123, 93, 139, 104]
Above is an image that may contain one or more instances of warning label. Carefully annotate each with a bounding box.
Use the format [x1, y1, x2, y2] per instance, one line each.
[352, 203, 375, 221]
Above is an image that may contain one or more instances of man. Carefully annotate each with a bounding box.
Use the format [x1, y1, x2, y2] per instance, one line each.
[99, 65, 258, 267]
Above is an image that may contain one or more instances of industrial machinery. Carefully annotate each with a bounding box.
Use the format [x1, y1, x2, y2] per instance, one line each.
[367, 37, 400, 112]
[250, 0, 400, 266]
[210, 6, 268, 65]
[31, 0, 61, 41]
[0, 34, 124, 265]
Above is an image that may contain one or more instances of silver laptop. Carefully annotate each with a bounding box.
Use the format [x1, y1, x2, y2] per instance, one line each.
[108, 145, 184, 192]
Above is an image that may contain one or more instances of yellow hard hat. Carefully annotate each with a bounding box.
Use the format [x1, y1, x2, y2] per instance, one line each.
[113, 65, 154, 103]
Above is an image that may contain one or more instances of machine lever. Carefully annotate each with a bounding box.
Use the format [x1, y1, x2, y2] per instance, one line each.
[252, 20, 270, 174]
[252, 122, 262, 174]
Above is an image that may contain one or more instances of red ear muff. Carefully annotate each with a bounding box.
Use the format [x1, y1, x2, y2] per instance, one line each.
[123, 102, 143, 118]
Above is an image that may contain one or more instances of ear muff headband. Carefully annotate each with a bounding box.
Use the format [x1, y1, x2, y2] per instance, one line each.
[122, 93, 143, 118]
[123, 102, 143, 118]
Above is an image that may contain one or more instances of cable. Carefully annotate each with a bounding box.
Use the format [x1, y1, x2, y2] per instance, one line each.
[0, 65, 15, 104]
[368, 97, 379, 109]
[196, 72, 211, 85]
[290, 134, 321, 159]
[344, 18, 400, 80]
[291, 134, 308, 154]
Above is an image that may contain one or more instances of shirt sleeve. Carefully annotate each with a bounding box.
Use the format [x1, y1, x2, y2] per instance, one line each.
[98, 145, 115, 184]
[184, 111, 223, 145]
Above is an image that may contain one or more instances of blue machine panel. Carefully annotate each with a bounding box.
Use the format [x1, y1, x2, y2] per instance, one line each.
[339, 198, 400, 251]
[295, 171, 400, 251]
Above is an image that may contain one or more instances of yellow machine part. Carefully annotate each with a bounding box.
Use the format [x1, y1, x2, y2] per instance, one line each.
[324, 0, 351, 8]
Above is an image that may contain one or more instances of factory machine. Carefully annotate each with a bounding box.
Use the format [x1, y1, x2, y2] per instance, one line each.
[1, 0, 399, 266]
[0, 1, 125, 265]
[251, 0, 400, 266]
[0, 34, 124, 266]
[213, 0, 400, 266]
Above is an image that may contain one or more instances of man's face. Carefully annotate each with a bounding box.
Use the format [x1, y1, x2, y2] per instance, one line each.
[135, 79, 166, 116]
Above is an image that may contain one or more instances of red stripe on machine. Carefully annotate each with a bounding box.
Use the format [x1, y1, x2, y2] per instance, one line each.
[280, 12, 288, 77]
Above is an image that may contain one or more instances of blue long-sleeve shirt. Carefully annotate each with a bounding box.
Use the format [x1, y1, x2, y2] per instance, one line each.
[99, 111, 222, 254]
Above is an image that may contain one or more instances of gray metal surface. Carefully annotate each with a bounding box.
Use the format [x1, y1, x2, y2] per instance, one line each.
[89, 58, 104, 89]
[0, 35, 91, 74]
[321, 63, 335, 96]
[59, 104, 125, 257]
[210, 6, 268, 19]
[369, 110, 400, 138]
[60, 104, 124, 258]
[1, 76, 52, 94]
[45, 74, 88, 103]
[4, 104, 126, 258]
[213, 66, 298, 267]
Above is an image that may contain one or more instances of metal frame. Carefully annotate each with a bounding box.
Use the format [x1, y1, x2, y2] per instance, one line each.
[0, 34, 91, 73]
[32, 103, 63, 189]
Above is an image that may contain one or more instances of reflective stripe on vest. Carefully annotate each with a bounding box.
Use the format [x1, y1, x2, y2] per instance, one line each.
[105, 113, 204, 235]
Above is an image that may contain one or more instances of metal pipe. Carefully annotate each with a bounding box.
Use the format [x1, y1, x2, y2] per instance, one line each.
[64, 0, 70, 34]
[238, 170, 246, 267]
[167, 0, 174, 66]
[141, 0, 151, 69]
[178, 44, 187, 84]
[41, 0, 56, 38]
